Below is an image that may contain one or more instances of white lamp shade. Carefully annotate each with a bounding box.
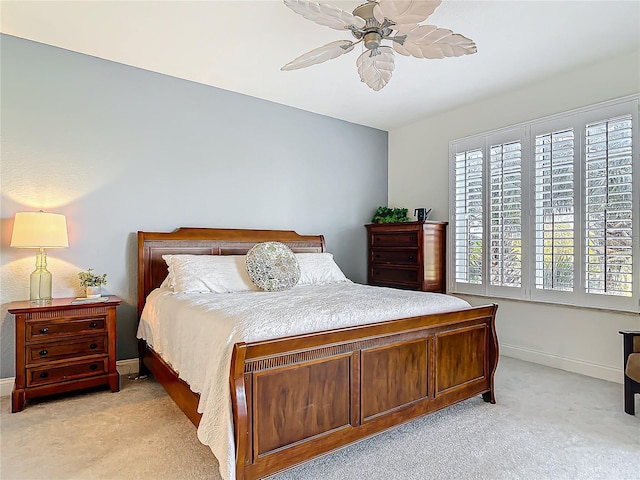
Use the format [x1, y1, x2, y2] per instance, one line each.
[10, 211, 69, 248]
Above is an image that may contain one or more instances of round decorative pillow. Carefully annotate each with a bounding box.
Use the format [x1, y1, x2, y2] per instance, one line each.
[245, 242, 301, 292]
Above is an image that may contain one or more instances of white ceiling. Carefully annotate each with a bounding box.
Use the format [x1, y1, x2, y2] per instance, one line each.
[2, 0, 639, 131]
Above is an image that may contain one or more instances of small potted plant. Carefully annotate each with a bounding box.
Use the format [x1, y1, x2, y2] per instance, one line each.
[371, 206, 410, 224]
[78, 268, 108, 298]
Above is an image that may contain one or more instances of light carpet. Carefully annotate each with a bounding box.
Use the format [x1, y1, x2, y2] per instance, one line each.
[1, 357, 638, 480]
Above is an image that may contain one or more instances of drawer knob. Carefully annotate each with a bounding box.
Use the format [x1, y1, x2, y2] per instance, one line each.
[89, 322, 98, 328]
[89, 364, 98, 371]
[39, 327, 49, 334]
[408, 255, 414, 260]
[39, 350, 48, 356]
[39, 372, 49, 379]
[89, 343, 98, 349]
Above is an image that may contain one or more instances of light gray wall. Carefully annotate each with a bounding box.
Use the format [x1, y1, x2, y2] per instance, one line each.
[0, 34, 388, 378]
[388, 51, 640, 383]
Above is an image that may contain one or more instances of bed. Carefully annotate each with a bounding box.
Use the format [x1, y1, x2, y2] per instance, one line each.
[137, 227, 499, 480]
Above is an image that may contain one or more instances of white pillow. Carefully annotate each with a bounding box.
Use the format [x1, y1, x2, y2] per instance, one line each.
[295, 253, 350, 285]
[159, 275, 173, 289]
[162, 254, 258, 293]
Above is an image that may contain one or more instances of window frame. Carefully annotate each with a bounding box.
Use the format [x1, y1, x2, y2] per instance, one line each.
[448, 96, 639, 313]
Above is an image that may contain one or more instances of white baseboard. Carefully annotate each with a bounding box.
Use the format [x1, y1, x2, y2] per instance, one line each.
[0, 358, 140, 398]
[500, 344, 623, 384]
[0, 377, 14, 397]
[116, 358, 139, 377]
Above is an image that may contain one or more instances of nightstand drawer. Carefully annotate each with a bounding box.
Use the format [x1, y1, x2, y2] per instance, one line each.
[27, 358, 108, 387]
[371, 249, 419, 265]
[370, 232, 419, 247]
[27, 317, 106, 341]
[26, 335, 107, 365]
[370, 266, 420, 287]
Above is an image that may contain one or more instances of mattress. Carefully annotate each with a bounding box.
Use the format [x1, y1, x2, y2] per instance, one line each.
[137, 282, 471, 480]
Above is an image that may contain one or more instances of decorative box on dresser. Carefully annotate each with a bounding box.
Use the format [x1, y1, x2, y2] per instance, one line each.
[8, 296, 122, 412]
[366, 221, 447, 292]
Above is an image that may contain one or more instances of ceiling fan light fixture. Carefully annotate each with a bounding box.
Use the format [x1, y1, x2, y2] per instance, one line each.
[281, 0, 477, 91]
[364, 32, 382, 50]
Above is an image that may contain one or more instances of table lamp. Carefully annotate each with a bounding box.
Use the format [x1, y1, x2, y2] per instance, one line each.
[10, 211, 69, 304]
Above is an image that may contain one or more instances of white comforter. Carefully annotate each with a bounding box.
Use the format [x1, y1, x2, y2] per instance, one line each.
[137, 282, 471, 480]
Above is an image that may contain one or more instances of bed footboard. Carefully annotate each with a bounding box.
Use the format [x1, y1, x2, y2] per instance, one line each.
[230, 304, 498, 480]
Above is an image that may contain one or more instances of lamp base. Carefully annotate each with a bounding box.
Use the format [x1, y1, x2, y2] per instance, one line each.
[30, 249, 53, 304]
[30, 299, 52, 306]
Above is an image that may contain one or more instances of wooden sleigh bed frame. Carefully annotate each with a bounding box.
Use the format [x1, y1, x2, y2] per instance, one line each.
[137, 227, 499, 480]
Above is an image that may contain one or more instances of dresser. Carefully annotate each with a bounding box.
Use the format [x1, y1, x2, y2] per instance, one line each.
[8, 296, 121, 412]
[366, 221, 447, 292]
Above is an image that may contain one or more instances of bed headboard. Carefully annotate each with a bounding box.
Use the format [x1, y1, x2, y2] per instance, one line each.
[137, 227, 326, 317]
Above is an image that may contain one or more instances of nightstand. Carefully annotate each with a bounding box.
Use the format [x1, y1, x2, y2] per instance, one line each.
[8, 296, 122, 412]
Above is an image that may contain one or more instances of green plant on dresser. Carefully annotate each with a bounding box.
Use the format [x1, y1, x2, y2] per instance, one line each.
[371, 206, 410, 224]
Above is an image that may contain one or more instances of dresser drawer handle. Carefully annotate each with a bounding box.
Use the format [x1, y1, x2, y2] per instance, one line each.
[39, 372, 49, 379]
[39, 327, 49, 334]
[89, 322, 98, 328]
[89, 364, 98, 371]
[89, 343, 98, 349]
[408, 255, 414, 260]
[39, 350, 48, 356]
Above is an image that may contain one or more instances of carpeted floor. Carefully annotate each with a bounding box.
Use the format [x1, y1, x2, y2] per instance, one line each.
[1, 357, 638, 480]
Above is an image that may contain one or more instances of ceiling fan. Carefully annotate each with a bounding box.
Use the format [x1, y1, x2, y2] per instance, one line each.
[281, 0, 477, 91]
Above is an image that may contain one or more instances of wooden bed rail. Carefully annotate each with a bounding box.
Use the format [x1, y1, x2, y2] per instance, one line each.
[230, 304, 499, 480]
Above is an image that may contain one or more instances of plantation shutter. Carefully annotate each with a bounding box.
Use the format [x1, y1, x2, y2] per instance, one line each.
[450, 97, 637, 311]
[534, 129, 575, 291]
[454, 149, 483, 284]
[489, 141, 522, 287]
[584, 115, 634, 297]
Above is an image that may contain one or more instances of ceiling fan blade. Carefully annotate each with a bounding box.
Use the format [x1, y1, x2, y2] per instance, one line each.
[283, 0, 366, 31]
[281, 40, 355, 71]
[373, 0, 441, 32]
[356, 46, 395, 91]
[393, 25, 477, 58]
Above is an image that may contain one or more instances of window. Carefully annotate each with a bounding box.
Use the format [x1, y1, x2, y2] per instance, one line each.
[453, 148, 483, 285]
[490, 140, 522, 288]
[535, 129, 575, 292]
[449, 97, 639, 312]
[584, 115, 634, 297]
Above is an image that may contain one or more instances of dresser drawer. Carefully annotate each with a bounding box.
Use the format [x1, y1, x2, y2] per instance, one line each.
[26, 335, 107, 365]
[370, 266, 420, 287]
[27, 317, 106, 341]
[371, 249, 419, 265]
[27, 358, 108, 387]
[370, 231, 419, 247]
